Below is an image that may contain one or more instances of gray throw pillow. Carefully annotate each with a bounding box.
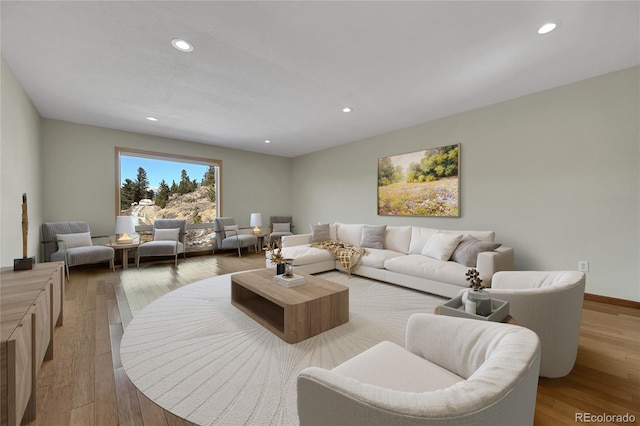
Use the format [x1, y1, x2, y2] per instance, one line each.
[310, 223, 331, 243]
[451, 236, 502, 267]
[360, 225, 386, 249]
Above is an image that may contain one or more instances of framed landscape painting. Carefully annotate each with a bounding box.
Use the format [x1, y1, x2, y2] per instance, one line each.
[377, 144, 460, 217]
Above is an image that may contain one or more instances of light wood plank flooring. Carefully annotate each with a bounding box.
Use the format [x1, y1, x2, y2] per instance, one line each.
[23, 252, 639, 425]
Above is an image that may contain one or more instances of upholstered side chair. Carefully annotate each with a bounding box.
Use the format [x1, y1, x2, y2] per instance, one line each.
[268, 215, 293, 246]
[213, 217, 258, 257]
[136, 219, 187, 267]
[297, 314, 541, 426]
[482, 271, 586, 378]
[41, 221, 115, 280]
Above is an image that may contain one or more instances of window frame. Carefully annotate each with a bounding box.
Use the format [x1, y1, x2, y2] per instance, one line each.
[114, 147, 222, 251]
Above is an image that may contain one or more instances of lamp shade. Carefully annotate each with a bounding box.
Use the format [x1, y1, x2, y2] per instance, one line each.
[115, 216, 135, 244]
[250, 213, 262, 227]
[250, 213, 262, 233]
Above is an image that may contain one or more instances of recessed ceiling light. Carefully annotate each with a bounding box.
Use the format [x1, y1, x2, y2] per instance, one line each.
[145, 116, 158, 122]
[342, 107, 352, 113]
[537, 21, 560, 35]
[264, 140, 271, 144]
[171, 38, 193, 52]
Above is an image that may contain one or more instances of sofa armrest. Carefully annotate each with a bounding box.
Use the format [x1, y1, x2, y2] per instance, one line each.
[476, 246, 513, 287]
[485, 272, 585, 378]
[281, 233, 311, 247]
[298, 367, 406, 425]
[406, 314, 511, 379]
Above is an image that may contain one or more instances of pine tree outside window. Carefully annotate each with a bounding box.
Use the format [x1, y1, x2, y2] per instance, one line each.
[115, 147, 221, 250]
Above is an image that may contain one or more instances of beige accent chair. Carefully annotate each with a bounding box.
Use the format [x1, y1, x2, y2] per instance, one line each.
[483, 271, 586, 378]
[136, 219, 187, 267]
[213, 217, 258, 257]
[268, 215, 293, 246]
[297, 314, 541, 426]
[41, 221, 114, 280]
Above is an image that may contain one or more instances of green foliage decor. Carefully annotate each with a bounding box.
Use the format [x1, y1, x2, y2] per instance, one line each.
[405, 144, 458, 184]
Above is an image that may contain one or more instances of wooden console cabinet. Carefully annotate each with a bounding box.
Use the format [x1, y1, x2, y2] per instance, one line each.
[0, 262, 64, 426]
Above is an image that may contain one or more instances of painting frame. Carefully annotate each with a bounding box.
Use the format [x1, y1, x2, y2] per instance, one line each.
[377, 144, 460, 217]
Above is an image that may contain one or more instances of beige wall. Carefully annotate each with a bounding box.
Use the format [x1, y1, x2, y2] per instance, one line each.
[292, 67, 640, 302]
[40, 119, 293, 238]
[3, 54, 638, 302]
[1, 57, 43, 265]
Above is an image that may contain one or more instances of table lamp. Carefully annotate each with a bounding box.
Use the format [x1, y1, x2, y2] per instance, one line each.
[250, 213, 262, 234]
[115, 216, 136, 244]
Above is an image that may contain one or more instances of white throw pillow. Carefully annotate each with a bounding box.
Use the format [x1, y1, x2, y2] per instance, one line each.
[272, 223, 290, 232]
[57, 232, 92, 249]
[223, 225, 239, 237]
[384, 226, 412, 254]
[329, 223, 338, 241]
[154, 228, 179, 241]
[408, 227, 439, 254]
[335, 223, 364, 246]
[421, 232, 463, 261]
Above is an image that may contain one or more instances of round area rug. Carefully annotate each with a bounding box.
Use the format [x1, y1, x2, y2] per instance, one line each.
[120, 271, 444, 426]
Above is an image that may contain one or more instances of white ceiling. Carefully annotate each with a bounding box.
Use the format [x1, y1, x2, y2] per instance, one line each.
[2, 1, 638, 158]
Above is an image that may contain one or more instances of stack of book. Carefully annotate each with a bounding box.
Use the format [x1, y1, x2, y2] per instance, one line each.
[273, 273, 306, 288]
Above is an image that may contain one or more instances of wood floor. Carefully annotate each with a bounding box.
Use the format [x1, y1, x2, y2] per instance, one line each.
[23, 252, 639, 426]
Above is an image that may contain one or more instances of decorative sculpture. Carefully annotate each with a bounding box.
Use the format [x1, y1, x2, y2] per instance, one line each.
[14, 193, 34, 271]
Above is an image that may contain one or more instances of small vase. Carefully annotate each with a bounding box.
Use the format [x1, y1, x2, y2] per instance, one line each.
[276, 263, 285, 275]
[283, 259, 294, 278]
[467, 288, 492, 316]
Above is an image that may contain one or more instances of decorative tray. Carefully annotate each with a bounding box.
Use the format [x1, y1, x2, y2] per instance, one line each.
[436, 295, 509, 322]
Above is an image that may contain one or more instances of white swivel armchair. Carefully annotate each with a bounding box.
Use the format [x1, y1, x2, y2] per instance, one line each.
[484, 271, 586, 378]
[298, 314, 541, 426]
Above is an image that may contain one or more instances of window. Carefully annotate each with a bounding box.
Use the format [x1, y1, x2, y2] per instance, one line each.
[115, 147, 221, 250]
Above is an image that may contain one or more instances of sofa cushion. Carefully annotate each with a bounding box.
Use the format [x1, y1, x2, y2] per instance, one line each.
[329, 223, 338, 240]
[221, 234, 256, 250]
[408, 227, 438, 254]
[52, 245, 115, 266]
[155, 228, 180, 241]
[421, 232, 463, 261]
[384, 225, 412, 254]
[336, 223, 363, 247]
[451, 237, 502, 267]
[360, 248, 404, 269]
[273, 222, 291, 232]
[280, 245, 335, 266]
[57, 232, 92, 249]
[332, 341, 463, 393]
[441, 229, 496, 243]
[310, 223, 331, 243]
[360, 225, 386, 249]
[222, 225, 239, 238]
[139, 240, 184, 255]
[384, 254, 469, 286]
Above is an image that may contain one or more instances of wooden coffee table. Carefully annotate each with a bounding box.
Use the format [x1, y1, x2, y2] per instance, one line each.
[231, 269, 349, 343]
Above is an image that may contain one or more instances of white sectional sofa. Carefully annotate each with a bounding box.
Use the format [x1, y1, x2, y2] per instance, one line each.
[266, 223, 513, 298]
